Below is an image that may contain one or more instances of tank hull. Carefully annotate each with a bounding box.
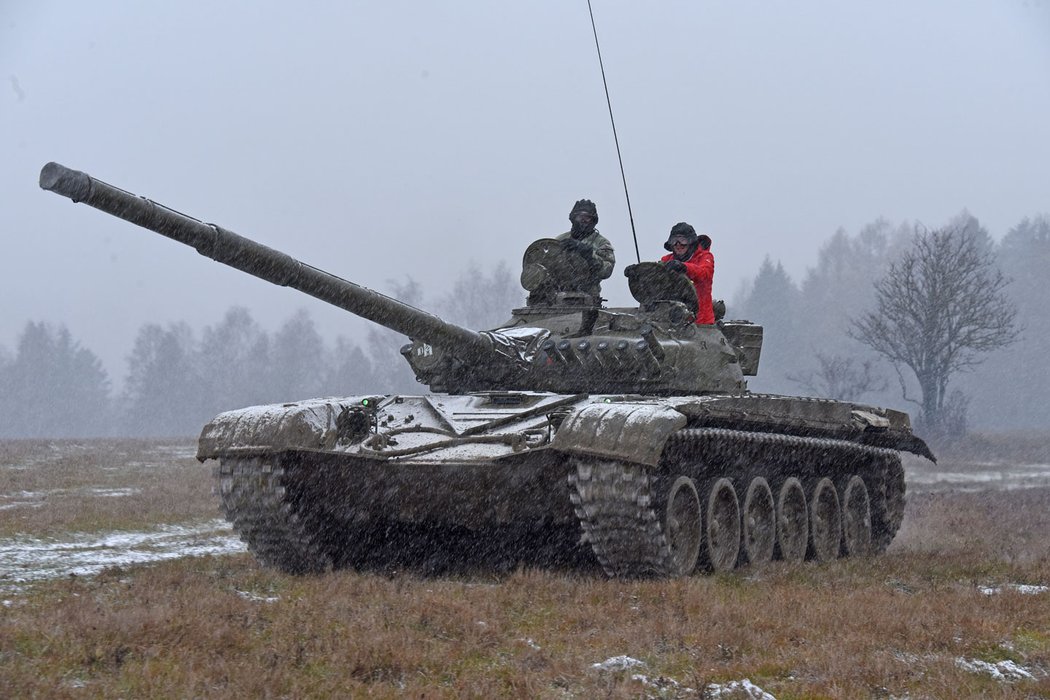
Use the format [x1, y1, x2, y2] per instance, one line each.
[204, 391, 921, 577]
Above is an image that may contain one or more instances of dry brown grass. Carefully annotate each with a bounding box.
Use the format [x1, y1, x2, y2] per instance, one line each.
[0, 439, 214, 537]
[0, 440, 1048, 698]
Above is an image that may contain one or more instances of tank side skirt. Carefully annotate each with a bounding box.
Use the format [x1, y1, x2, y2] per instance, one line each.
[569, 428, 906, 577]
[678, 396, 935, 462]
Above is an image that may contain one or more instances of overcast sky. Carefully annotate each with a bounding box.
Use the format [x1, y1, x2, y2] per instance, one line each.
[3, 1, 1049, 382]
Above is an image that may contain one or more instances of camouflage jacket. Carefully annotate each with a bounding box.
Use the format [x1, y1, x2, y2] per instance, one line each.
[555, 228, 616, 295]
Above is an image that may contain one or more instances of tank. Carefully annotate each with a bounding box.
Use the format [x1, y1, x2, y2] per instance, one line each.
[40, 162, 934, 577]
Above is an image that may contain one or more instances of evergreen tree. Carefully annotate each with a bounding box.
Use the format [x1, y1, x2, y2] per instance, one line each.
[734, 257, 801, 393]
[324, 337, 375, 396]
[786, 219, 909, 403]
[799, 220, 901, 352]
[269, 309, 326, 401]
[123, 322, 202, 436]
[196, 307, 272, 414]
[0, 322, 112, 437]
[966, 214, 1050, 428]
[365, 277, 425, 393]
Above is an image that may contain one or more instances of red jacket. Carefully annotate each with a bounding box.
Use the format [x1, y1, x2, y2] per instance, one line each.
[661, 246, 715, 324]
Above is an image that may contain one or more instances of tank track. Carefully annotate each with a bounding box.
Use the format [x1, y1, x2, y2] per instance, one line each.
[568, 459, 673, 577]
[215, 457, 335, 574]
[569, 428, 906, 577]
[214, 427, 907, 578]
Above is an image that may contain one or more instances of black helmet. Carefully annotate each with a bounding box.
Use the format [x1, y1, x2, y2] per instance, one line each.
[663, 222, 697, 252]
[569, 199, 598, 225]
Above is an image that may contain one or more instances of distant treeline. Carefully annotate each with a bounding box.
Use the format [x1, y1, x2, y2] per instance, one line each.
[2, 212, 1048, 438]
[0, 263, 523, 438]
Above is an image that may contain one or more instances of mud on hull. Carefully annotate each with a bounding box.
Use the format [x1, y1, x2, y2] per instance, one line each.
[215, 427, 905, 578]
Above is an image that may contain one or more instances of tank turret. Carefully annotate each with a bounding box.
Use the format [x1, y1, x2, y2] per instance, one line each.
[40, 162, 761, 395]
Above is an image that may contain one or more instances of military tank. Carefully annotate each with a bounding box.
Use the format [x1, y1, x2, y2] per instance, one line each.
[40, 162, 934, 577]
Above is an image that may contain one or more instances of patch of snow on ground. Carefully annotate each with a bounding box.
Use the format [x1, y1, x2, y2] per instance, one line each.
[0, 518, 245, 592]
[2, 486, 141, 506]
[0, 501, 44, 511]
[906, 463, 1050, 492]
[592, 655, 646, 672]
[8, 490, 49, 499]
[705, 679, 778, 699]
[0, 490, 51, 510]
[594, 659, 776, 699]
[955, 657, 1034, 681]
[978, 583, 1048, 596]
[631, 673, 692, 694]
[151, 444, 199, 460]
[87, 487, 141, 498]
[235, 589, 279, 603]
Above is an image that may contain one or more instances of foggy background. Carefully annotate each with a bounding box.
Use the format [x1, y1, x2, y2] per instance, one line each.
[2, 2, 1049, 436]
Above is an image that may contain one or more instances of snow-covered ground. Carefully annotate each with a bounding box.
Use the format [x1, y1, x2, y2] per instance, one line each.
[0, 440, 1046, 696]
[0, 519, 244, 594]
[905, 461, 1050, 493]
[0, 443, 1047, 604]
[591, 654, 779, 699]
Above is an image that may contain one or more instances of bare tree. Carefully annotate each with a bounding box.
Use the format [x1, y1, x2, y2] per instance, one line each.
[851, 222, 1019, 434]
[787, 352, 887, 401]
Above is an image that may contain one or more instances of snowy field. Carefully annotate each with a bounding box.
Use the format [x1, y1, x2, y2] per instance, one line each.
[0, 440, 1048, 593]
[0, 439, 241, 593]
[0, 519, 243, 593]
[0, 439, 1047, 697]
[906, 456, 1050, 493]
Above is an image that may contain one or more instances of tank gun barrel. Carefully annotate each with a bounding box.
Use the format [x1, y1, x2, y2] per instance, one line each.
[39, 162, 493, 359]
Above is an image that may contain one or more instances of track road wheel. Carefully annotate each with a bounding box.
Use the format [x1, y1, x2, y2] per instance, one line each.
[839, 475, 872, 557]
[701, 478, 740, 572]
[775, 477, 808, 563]
[807, 477, 842, 562]
[741, 477, 775, 566]
[660, 476, 702, 576]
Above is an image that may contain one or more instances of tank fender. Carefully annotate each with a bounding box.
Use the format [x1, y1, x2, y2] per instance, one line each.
[551, 402, 687, 467]
[197, 398, 350, 460]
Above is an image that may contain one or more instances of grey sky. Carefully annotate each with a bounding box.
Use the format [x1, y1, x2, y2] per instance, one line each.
[3, 1, 1049, 383]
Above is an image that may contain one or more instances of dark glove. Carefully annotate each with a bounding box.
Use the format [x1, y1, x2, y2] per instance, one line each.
[561, 238, 586, 255]
[664, 259, 686, 273]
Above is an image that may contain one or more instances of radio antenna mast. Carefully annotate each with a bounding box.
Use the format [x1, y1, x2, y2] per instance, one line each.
[587, 0, 640, 263]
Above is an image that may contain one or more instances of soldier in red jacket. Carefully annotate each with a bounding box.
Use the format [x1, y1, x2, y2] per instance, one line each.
[660, 222, 715, 324]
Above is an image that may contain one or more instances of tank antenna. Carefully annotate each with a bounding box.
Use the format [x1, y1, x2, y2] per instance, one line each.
[587, 0, 640, 264]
